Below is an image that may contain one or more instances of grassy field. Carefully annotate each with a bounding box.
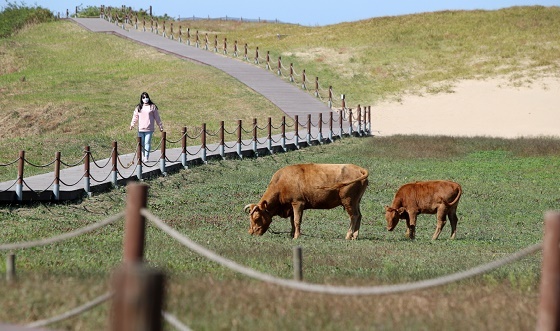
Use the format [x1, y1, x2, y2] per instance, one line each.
[1, 5, 560, 331]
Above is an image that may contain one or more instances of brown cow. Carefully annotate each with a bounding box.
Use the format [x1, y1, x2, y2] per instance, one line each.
[385, 180, 462, 240]
[244, 163, 369, 240]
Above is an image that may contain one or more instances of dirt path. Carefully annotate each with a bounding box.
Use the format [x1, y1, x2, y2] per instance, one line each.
[372, 77, 560, 138]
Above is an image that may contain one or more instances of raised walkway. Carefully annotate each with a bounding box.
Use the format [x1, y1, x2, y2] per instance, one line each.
[0, 18, 368, 202]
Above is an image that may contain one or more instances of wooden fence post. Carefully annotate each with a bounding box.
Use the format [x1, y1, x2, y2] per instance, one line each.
[201, 123, 207, 163]
[329, 112, 334, 142]
[110, 263, 165, 331]
[294, 115, 299, 148]
[302, 69, 306, 89]
[537, 211, 560, 331]
[315, 77, 319, 97]
[111, 142, 118, 187]
[318, 113, 323, 144]
[237, 120, 243, 159]
[136, 137, 143, 180]
[252, 118, 258, 156]
[267, 117, 272, 154]
[219, 121, 225, 159]
[181, 127, 188, 169]
[281, 116, 286, 151]
[53, 152, 60, 200]
[84, 146, 91, 197]
[306, 114, 312, 145]
[6, 253, 15, 283]
[123, 183, 148, 264]
[160, 132, 167, 176]
[16, 151, 24, 202]
[293, 246, 303, 281]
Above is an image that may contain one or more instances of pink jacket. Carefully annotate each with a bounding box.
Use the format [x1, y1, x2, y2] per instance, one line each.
[130, 104, 163, 132]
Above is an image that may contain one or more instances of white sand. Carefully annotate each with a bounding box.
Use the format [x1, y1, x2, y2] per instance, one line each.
[371, 77, 560, 138]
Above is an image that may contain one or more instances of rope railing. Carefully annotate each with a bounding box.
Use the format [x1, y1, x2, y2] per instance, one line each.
[141, 207, 544, 296]
[0, 112, 370, 201]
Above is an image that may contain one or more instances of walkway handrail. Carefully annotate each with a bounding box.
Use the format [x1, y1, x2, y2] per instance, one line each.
[141, 207, 543, 296]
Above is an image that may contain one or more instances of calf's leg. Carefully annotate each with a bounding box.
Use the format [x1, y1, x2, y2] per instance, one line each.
[432, 208, 447, 240]
[344, 202, 362, 240]
[407, 212, 417, 239]
[449, 209, 459, 239]
[292, 203, 304, 239]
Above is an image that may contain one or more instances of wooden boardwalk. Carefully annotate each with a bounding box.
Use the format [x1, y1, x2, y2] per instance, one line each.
[0, 18, 369, 202]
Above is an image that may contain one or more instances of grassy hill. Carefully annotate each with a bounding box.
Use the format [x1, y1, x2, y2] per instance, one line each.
[0, 6, 559, 330]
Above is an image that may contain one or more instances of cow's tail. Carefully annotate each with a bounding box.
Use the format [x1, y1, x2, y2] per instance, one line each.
[318, 168, 369, 190]
[443, 184, 462, 206]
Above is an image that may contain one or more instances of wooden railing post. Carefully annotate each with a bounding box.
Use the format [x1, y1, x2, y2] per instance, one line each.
[537, 211, 560, 331]
[357, 104, 362, 136]
[281, 116, 286, 151]
[181, 127, 188, 168]
[348, 108, 354, 136]
[53, 151, 61, 200]
[338, 110, 343, 138]
[233, 40, 238, 57]
[294, 115, 299, 148]
[223, 37, 227, 54]
[219, 121, 225, 159]
[328, 86, 333, 108]
[318, 113, 323, 144]
[255, 46, 259, 64]
[237, 120, 243, 159]
[84, 146, 91, 197]
[266, 51, 270, 69]
[111, 142, 118, 187]
[267, 117, 273, 154]
[123, 183, 147, 263]
[293, 246, 303, 281]
[252, 118, 258, 155]
[302, 69, 306, 89]
[195, 30, 199, 48]
[16, 151, 24, 201]
[306, 114, 312, 145]
[213, 34, 218, 52]
[315, 77, 319, 97]
[277, 56, 282, 76]
[368, 105, 372, 134]
[329, 112, 334, 142]
[289, 63, 294, 82]
[6, 253, 15, 283]
[160, 132, 166, 176]
[244, 43, 248, 61]
[136, 136, 143, 180]
[201, 123, 207, 163]
[110, 263, 165, 331]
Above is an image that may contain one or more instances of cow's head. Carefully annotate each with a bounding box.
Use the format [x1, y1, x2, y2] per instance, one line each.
[244, 201, 273, 236]
[384, 206, 406, 231]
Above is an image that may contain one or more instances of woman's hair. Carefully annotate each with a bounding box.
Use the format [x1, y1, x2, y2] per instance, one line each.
[137, 92, 155, 112]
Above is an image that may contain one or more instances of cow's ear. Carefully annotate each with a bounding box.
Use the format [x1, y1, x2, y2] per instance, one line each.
[261, 200, 268, 211]
[397, 207, 406, 215]
[384, 206, 393, 212]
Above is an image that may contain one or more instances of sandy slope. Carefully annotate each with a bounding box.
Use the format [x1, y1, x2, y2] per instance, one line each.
[371, 77, 560, 138]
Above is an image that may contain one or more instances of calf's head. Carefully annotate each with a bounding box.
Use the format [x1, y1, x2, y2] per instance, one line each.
[384, 206, 406, 231]
[244, 201, 272, 236]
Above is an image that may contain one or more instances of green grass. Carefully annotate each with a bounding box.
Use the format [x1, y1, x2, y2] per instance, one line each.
[1, 5, 560, 331]
[1, 136, 559, 330]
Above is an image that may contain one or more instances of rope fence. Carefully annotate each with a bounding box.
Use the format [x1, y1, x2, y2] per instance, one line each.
[0, 109, 371, 202]
[2, 183, 559, 330]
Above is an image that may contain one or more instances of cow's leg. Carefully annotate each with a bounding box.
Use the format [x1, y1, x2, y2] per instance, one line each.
[289, 214, 295, 238]
[449, 208, 459, 239]
[292, 203, 304, 239]
[432, 207, 447, 240]
[344, 204, 361, 240]
[407, 212, 417, 239]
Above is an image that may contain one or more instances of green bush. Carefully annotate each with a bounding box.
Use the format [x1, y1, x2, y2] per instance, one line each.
[0, 2, 54, 38]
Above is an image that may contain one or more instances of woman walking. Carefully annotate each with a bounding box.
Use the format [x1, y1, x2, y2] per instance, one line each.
[130, 92, 164, 161]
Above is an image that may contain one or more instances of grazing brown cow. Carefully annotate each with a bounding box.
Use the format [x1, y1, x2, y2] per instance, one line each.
[244, 163, 369, 239]
[385, 180, 462, 240]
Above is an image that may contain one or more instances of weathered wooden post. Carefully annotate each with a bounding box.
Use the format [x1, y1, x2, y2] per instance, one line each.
[15, 151, 24, 202]
[136, 137, 143, 180]
[244, 43, 248, 61]
[348, 108, 354, 136]
[233, 40, 238, 57]
[84, 146, 91, 197]
[367, 105, 372, 134]
[252, 118, 258, 156]
[181, 127, 188, 168]
[318, 113, 323, 144]
[537, 211, 560, 331]
[266, 51, 270, 70]
[357, 105, 362, 136]
[294, 115, 300, 148]
[201, 123, 207, 163]
[277, 56, 282, 76]
[213, 34, 218, 52]
[204, 33, 208, 50]
[53, 152, 61, 200]
[315, 77, 319, 97]
[223, 37, 227, 54]
[111, 142, 118, 187]
[6, 253, 15, 283]
[329, 112, 334, 142]
[160, 132, 166, 176]
[293, 246, 303, 281]
[111, 183, 165, 331]
[289, 63, 294, 82]
[219, 121, 225, 159]
[255, 46, 259, 64]
[302, 69, 306, 89]
[281, 116, 286, 152]
[338, 110, 343, 138]
[328, 86, 333, 109]
[267, 117, 273, 154]
[195, 30, 199, 48]
[236, 120, 243, 159]
[306, 114, 312, 145]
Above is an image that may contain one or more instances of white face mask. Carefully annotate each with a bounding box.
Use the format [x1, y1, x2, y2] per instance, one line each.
[142, 97, 150, 103]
